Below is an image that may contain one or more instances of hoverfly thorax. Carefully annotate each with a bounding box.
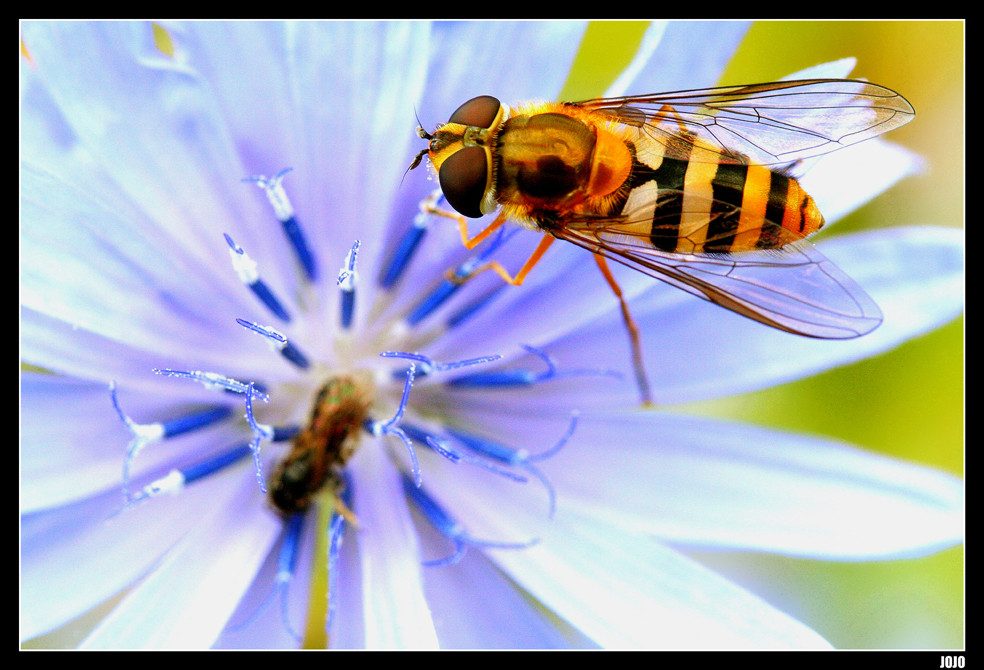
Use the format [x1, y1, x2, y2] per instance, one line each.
[494, 107, 633, 216]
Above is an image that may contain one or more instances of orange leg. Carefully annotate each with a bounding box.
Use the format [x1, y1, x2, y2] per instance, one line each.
[421, 190, 508, 250]
[655, 102, 690, 134]
[473, 233, 554, 286]
[593, 254, 654, 406]
[422, 192, 555, 286]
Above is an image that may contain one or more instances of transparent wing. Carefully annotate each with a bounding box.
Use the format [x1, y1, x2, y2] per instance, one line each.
[554, 200, 883, 339]
[566, 79, 914, 166]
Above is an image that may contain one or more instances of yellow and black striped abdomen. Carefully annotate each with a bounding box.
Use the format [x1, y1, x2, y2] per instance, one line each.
[624, 152, 824, 254]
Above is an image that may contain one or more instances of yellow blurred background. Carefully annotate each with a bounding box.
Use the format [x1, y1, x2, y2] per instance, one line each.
[568, 20, 964, 649]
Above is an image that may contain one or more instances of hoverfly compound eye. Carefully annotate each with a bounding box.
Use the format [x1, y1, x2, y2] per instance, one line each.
[448, 95, 501, 129]
[439, 145, 488, 218]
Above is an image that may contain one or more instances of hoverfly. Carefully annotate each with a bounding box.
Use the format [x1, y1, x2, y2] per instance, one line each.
[410, 78, 914, 402]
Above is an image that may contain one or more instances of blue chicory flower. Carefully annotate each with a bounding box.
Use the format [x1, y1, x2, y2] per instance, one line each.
[20, 20, 963, 649]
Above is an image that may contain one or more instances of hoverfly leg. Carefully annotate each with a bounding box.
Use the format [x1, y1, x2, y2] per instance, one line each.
[654, 103, 690, 135]
[421, 191, 508, 251]
[468, 233, 555, 286]
[593, 254, 655, 406]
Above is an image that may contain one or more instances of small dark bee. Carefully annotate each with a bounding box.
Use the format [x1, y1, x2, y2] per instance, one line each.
[268, 374, 372, 515]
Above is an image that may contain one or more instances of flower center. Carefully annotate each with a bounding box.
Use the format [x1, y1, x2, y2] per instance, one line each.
[268, 371, 374, 515]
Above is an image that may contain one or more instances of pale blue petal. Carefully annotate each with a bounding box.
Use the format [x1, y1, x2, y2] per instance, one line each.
[20, 22, 264, 284]
[439, 408, 964, 560]
[413, 465, 831, 649]
[606, 20, 750, 96]
[78, 474, 282, 649]
[21, 447, 260, 642]
[348, 444, 439, 649]
[419, 543, 591, 648]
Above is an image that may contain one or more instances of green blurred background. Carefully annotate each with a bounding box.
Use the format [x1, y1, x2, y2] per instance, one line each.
[567, 20, 964, 649]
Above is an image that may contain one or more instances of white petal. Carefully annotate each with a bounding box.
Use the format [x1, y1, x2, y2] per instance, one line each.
[607, 21, 751, 95]
[425, 477, 831, 649]
[444, 408, 964, 560]
[803, 139, 926, 225]
[22, 457, 269, 644]
[78, 473, 282, 649]
[348, 444, 439, 649]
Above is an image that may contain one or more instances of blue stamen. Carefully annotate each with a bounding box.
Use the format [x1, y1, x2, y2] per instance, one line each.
[336, 240, 360, 330]
[126, 424, 296, 509]
[447, 344, 622, 387]
[378, 208, 430, 289]
[401, 473, 539, 567]
[179, 443, 254, 486]
[235, 318, 311, 370]
[445, 412, 579, 519]
[244, 382, 272, 494]
[159, 406, 235, 438]
[152, 368, 271, 403]
[399, 421, 527, 483]
[364, 363, 421, 487]
[405, 226, 518, 327]
[326, 473, 353, 636]
[445, 286, 506, 330]
[380, 350, 502, 377]
[110, 382, 235, 502]
[272, 425, 301, 443]
[244, 168, 318, 282]
[229, 510, 306, 642]
[224, 233, 292, 322]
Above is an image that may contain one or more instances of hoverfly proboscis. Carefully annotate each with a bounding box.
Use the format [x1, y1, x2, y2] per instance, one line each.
[409, 78, 915, 404]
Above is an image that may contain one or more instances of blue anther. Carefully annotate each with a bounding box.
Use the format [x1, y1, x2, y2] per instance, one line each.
[365, 363, 421, 487]
[160, 405, 235, 438]
[404, 226, 518, 326]
[405, 279, 461, 327]
[401, 473, 538, 567]
[120, 428, 297, 509]
[280, 215, 319, 282]
[445, 412, 579, 519]
[244, 168, 319, 282]
[379, 211, 429, 289]
[380, 350, 502, 377]
[445, 286, 506, 330]
[244, 382, 273, 494]
[110, 382, 235, 503]
[399, 421, 527, 483]
[447, 344, 622, 387]
[229, 510, 306, 641]
[272, 425, 300, 442]
[224, 233, 292, 322]
[337, 240, 361, 330]
[179, 442, 254, 486]
[235, 318, 311, 370]
[152, 368, 271, 403]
